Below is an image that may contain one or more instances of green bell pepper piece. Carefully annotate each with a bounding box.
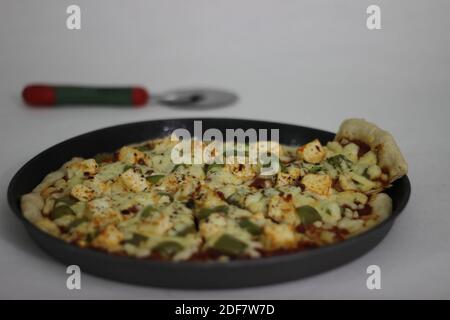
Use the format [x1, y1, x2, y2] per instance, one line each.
[50, 205, 75, 220]
[68, 217, 88, 229]
[212, 234, 247, 256]
[140, 205, 157, 218]
[154, 241, 183, 257]
[296, 205, 321, 225]
[176, 224, 196, 236]
[122, 233, 148, 246]
[239, 219, 262, 235]
[55, 195, 77, 207]
[206, 163, 224, 172]
[146, 175, 165, 184]
[196, 205, 229, 220]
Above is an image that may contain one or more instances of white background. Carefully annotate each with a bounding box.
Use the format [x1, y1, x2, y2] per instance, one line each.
[0, 0, 449, 299]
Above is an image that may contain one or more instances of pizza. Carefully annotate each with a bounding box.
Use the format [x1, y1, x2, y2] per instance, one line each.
[20, 119, 408, 261]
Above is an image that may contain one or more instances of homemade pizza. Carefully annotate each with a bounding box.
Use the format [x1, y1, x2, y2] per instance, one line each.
[21, 119, 408, 261]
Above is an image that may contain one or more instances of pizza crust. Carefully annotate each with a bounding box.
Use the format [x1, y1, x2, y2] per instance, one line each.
[335, 118, 408, 183]
[21, 158, 80, 223]
[21, 192, 44, 223]
[370, 193, 392, 221]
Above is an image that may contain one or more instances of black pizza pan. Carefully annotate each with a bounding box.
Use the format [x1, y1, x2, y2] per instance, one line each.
[7, 118, 411, 288]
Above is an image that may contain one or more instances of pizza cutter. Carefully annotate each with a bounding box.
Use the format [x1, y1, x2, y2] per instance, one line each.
[22, 85, 238, 109]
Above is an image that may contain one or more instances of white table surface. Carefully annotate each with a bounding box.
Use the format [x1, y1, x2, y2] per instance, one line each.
[1, 0, 449, 299]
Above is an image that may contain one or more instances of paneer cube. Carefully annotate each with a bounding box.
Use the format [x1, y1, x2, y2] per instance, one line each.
[81, 176, 110, 198]
[118, 146, 147, 165]
[276, 166, 302, 187]
[120, 169, 148, 192]
[199, 213, 227, 239]
[195, 186, 226, 209]
[87, 197, 111, 216]
[244, 192, 267, 214]
[138, 212, 173, 236]
[71, 184, 95, 201]
[67, 159, 98, 178]
[227, 163, 257, 180]
[262, 223, 299, 250]
[301, 174, 332, 196]
[174, 177, 200, 201]
[91, 224, 124, 252]
[159, 174, 179, 194]
[267, 195, 299, 226]
[297, 139, 326, 164]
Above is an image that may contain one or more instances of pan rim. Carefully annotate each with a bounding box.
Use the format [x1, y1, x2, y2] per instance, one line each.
[7, 117, 411, 269]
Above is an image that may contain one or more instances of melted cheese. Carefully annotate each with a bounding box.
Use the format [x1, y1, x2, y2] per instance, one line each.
[26, 135, 392, 261]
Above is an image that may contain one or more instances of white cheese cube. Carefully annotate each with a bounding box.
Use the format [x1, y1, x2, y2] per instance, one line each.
[302, 174, 332, 195]
[297, 139, 326, 164]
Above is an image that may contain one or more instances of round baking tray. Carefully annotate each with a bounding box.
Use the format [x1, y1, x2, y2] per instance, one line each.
[7, 118, 411, 288]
